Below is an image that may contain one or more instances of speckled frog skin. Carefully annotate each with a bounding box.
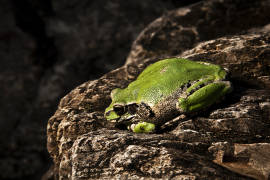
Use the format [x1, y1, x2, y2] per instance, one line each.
[105, 58, 232, 133]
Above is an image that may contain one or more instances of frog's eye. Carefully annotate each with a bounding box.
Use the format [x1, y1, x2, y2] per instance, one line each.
[113, 104, 126, 116]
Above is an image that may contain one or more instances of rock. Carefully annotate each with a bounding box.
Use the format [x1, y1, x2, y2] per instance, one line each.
[209, 143, 270, 180]
[1, 0, 190, 179]
[126, 0, 270, 65]
[69, 130, 234, 179]
[47, 0, 270, 179]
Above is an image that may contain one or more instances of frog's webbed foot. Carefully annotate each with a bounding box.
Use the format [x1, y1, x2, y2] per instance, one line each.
[178, 80, 232, 113]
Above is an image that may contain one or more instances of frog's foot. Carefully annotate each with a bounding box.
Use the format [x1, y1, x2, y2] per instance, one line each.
[178, 80, 232, 113]
[129, 122, 155, 133]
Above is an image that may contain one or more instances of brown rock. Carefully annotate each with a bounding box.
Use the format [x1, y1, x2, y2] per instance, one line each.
[209, 143, 270, 180]
[47, 0, 270, 179]
[126, 0, 270, 65]
[48, 29, 270, 180]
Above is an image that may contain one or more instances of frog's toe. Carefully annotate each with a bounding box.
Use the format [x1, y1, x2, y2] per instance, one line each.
[129, 122, 155, 133]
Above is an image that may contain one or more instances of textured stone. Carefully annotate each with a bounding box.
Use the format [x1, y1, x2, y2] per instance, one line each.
[69, 130, 242, 179]
[126, 0, 270, 65]
[47, 0, 270, 179]
[48, 24, 270, 180]
[209, 143, 270, 180]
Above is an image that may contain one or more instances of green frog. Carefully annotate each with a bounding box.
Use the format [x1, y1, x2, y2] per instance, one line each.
[104, 58, 232, 133]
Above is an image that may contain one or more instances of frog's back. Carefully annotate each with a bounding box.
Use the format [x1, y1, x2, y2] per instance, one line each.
[123, 58, 223, 105]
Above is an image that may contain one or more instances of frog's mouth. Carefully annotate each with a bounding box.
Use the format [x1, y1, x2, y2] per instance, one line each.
[106, 114, 134, 124]
[107, 112, 136, 131]
[106, 103, 139, 125]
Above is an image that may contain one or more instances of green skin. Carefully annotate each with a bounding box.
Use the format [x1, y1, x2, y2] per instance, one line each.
[104, 58, 232, 133]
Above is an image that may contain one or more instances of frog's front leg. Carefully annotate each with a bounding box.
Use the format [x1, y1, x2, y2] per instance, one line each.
[129, 122, 155, 133]
[178, 80, 232, 113]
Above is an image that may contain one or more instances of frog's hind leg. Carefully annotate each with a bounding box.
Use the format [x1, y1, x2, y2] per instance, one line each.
[177, 80, 232, 113]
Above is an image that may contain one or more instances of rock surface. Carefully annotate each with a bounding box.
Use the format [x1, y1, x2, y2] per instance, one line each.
[1, 0, 187, 179]
[126, 0, 270, 65]
[209, 143, 270, 180]
[47, 0, 270, 179]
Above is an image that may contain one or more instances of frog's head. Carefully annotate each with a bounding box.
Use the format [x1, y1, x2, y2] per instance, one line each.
[105, 88, 155, 133]
[105, 88, 136, 123]
[105, 103, 134, 123]
[105, 103, 156, 133]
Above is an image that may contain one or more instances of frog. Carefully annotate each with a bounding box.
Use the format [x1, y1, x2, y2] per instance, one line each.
[104, 58, 232, 133]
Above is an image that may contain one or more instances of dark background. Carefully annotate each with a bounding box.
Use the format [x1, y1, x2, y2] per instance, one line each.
[0, 0, 201, 179]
